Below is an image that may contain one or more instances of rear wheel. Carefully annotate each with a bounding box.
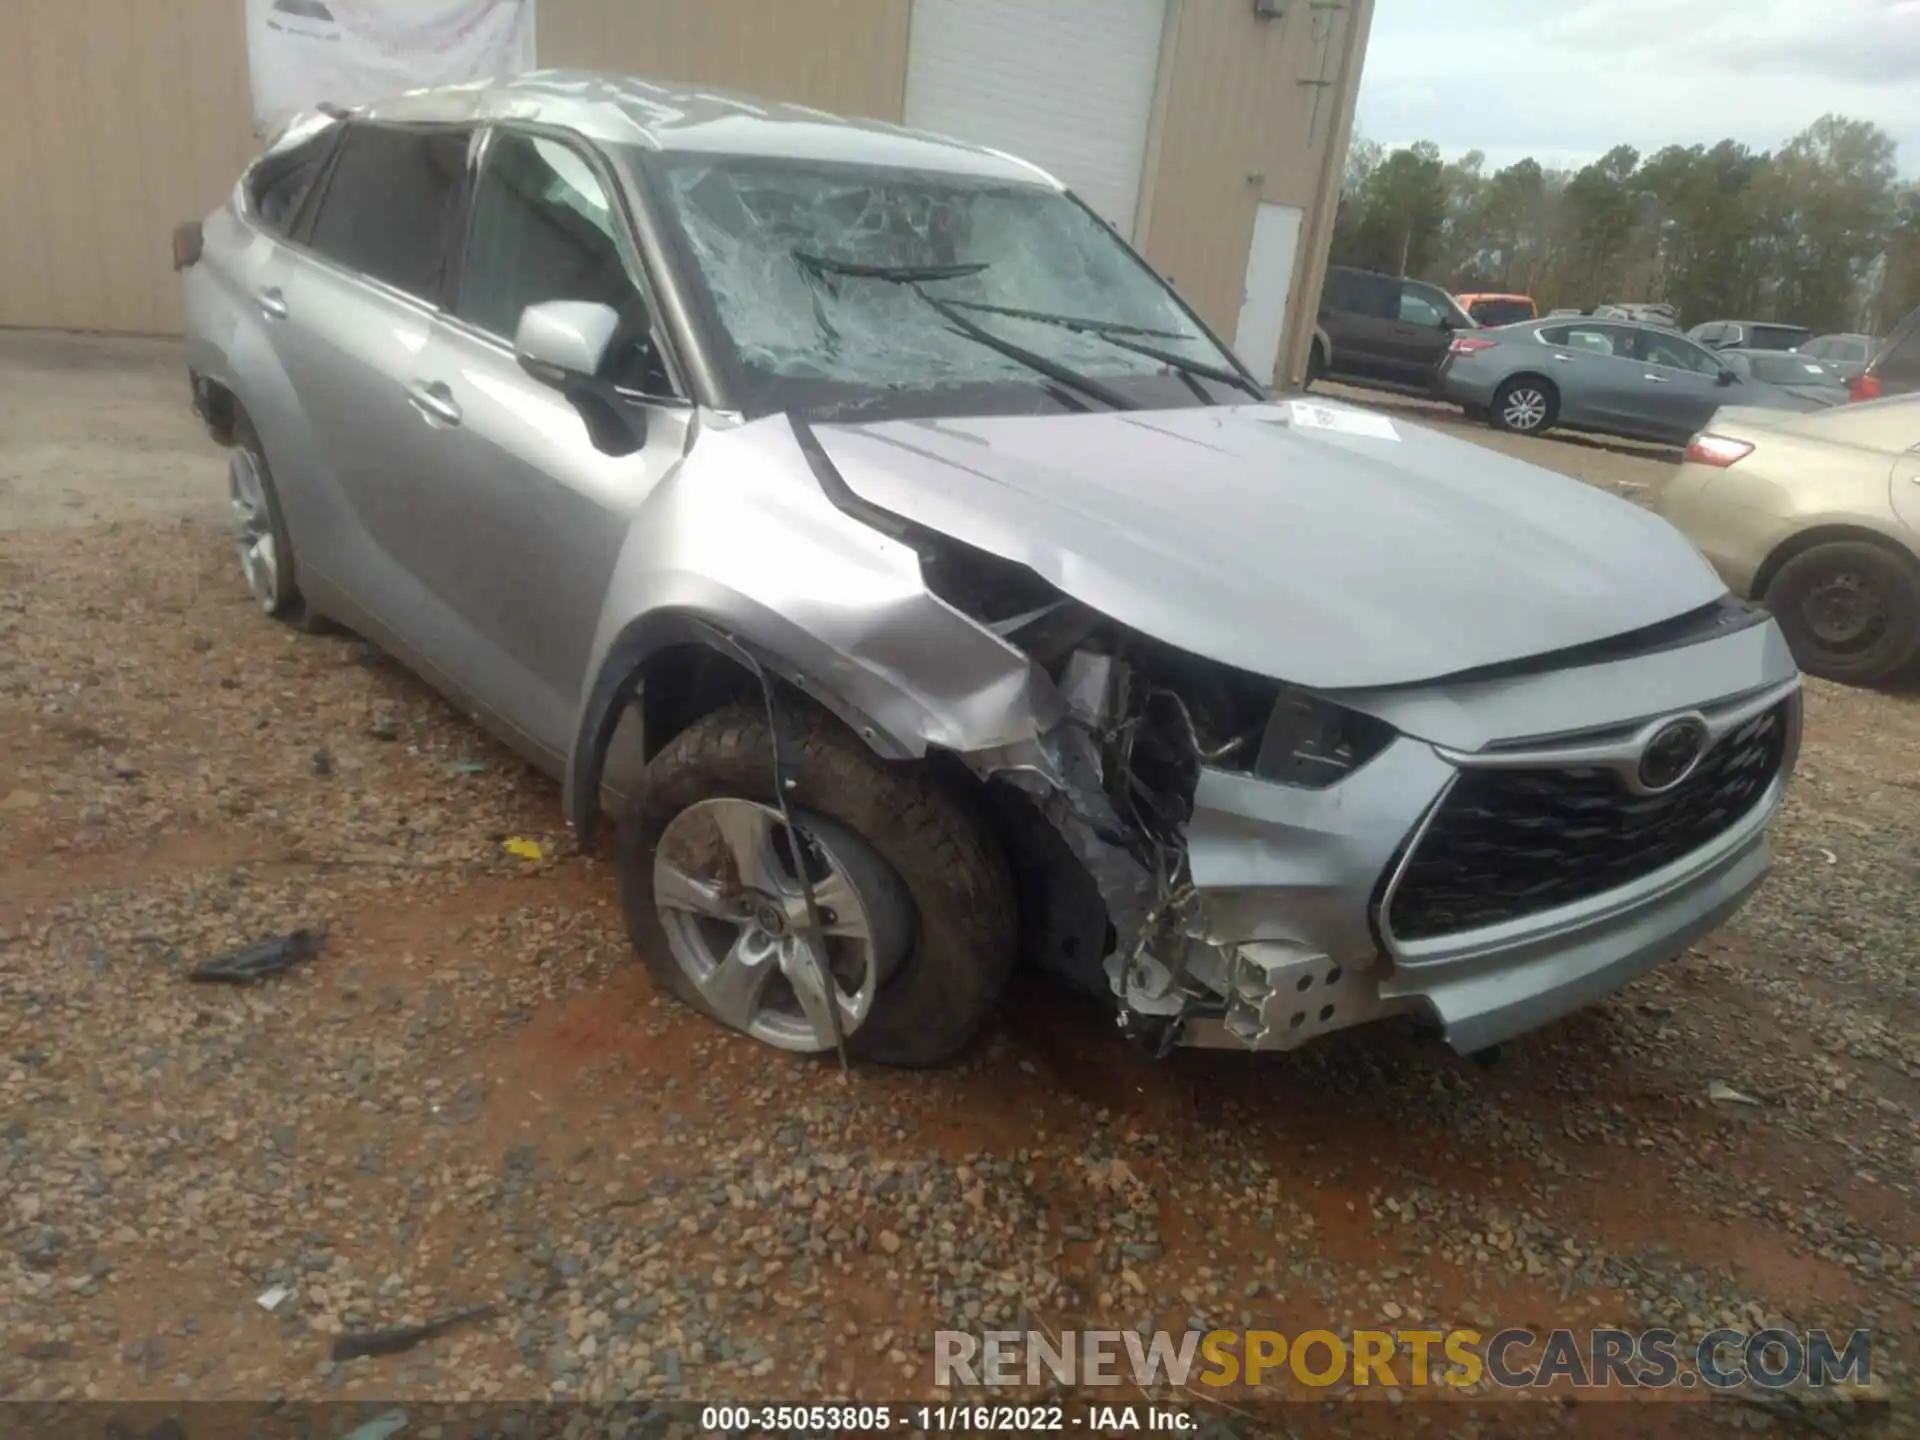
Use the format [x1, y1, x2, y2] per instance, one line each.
[1764, 541, 1920, 684]
[618, 704, 1016, 1067]
[1489, 376, 1557, 434]
[229, 415, 329, 633]
[1305, 340, 1327, 389]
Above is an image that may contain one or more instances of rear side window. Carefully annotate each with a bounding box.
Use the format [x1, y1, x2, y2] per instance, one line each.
[305, 124, 471, 302]
[1469, 299, 1534, 326]
[1325, 270, 1396, 319]
[1747, 325, 1811, 351]
[248, 123, 338, 233]
[1541, 323, 1632, 356]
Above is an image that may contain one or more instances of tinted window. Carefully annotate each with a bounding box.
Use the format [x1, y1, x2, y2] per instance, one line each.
[249, 123, 338, 233]
[1469, 299, 1534, 326]
[1747, 324, 1812, 351]
[1640, 330, 1721, 375]
[306, 124, 470, 301]
[1326, 269, 1397, 319]
[1837, 340, 1869, 362]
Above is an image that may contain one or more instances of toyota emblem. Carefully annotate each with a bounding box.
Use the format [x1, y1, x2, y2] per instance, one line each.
[1637, 717, 1709, 792]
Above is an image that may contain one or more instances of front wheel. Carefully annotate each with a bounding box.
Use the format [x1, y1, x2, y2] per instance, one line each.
[1489, 376, 1557, 434]
[618, 705, 1016, 1067]
[1764, 541, 1920, 684]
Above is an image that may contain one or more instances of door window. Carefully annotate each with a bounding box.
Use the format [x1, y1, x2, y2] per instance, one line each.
[1540, 323, 1634, 356]
[456, 131, 669, 393]
[1639, 330, 1722, 375]
[305, 124, 471, 302]
[1397, 286, 1448, 327]
[1326, 270, 1397, 319]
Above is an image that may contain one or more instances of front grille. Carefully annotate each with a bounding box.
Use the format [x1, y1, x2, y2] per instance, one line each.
[1386, 702, 1790, 942]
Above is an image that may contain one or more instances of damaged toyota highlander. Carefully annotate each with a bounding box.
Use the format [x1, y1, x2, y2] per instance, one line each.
[177, 73, 1801, 1067]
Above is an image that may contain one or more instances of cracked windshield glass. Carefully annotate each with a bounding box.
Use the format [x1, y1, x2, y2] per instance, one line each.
[654, 157, 1248, 413]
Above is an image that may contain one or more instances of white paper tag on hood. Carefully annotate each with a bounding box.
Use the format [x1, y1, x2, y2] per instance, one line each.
[1288, 400, 1400, 441]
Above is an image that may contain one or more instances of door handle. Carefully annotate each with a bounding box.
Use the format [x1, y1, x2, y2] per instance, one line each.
[1642, 373, 1669, 383]
[1549, 353, 1577, 362]
[405, 380, 462, 428]
[257, 287, 289, 321]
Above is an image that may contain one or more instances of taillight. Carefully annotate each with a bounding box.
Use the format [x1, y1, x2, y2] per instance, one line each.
[1849, 371, 1882, 402]
[1449, 336, 1498, 355]
[171, 221, 203, 271]
[1685, 434, 1754, 468]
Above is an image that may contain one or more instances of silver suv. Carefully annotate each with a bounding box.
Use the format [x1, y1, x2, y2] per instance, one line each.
[178, 72, 1801, 1067]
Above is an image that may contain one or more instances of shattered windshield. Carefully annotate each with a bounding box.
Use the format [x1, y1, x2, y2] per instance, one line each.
[646, 154, 1253, 418]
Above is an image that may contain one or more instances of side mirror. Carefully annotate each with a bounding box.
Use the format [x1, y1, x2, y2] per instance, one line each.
[515, 300, 619, 385]
[1717, 368, 1738, 387]
[514, 300, 647, 457]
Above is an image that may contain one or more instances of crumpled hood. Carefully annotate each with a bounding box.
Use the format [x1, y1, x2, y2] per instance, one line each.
[813, 400, 1726, 689]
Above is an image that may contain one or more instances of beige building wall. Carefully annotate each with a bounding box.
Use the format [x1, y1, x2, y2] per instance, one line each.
[538, 0, 912, 120]
[1135, 0, 1375, 384]
[0, 0, 1369, 375]
[0, 0, 257, 335]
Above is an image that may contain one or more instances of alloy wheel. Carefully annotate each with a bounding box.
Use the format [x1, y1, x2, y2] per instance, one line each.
[1502, 387, 1548, 431]
[228, 448, 280, 612]
[651, 799, 912, 1051]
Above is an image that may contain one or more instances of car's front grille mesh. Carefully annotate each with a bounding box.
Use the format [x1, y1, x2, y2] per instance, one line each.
[1386, 702, 1790, 942]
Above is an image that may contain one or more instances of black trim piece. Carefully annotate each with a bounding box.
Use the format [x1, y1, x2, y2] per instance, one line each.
[788, 416, 917, 541]
[1383, 596, 1772, 691]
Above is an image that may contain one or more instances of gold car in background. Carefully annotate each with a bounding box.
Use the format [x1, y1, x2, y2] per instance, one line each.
[1661, 395, 1920, 683]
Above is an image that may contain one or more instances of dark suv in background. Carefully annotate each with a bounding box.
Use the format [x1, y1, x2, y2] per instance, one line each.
[1311, 265, 1474, 394]
[1852, 307, 1920, 401]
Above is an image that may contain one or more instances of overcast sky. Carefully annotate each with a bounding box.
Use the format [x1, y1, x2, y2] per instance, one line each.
[1355, 0, 1920, 176]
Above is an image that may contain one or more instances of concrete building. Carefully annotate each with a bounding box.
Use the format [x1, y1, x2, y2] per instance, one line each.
[0, 0, 1372, 385]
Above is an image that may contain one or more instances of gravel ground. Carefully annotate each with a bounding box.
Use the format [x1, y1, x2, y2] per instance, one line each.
[1, 338, 1915, 1434]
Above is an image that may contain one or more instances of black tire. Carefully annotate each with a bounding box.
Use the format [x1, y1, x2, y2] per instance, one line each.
[618, 704, 1016, 1067]
[1488, 375, 1558, 434]
[1763, 541, 1920, 684]
[1305, 341, 1327, 389]
[231, 414, 331, 633]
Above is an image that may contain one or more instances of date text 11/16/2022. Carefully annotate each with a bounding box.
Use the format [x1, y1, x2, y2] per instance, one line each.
[698, 1403, 1193, 1431]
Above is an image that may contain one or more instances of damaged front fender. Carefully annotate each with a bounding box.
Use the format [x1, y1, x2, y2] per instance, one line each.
[564, 415, 1067, 838]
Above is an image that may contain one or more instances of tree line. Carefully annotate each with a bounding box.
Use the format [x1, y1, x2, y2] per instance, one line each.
[1332, 115, 1920, 335]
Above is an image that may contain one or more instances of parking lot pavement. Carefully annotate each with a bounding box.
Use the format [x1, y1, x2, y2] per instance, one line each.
[1, 334, 1915, 1426]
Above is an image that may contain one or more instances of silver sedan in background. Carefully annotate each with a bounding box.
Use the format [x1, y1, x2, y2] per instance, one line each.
[1438, 317, 1817, 445]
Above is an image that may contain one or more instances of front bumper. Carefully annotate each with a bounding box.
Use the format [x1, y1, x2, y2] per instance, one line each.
[1159, 623, 1801, 1055]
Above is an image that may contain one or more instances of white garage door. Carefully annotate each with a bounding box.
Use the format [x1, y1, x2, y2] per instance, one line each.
[902, 0, 1167, 239]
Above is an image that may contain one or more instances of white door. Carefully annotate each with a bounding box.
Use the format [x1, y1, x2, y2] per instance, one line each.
[903, 0, 1167, 239]
[1234, 202, 1304, 387]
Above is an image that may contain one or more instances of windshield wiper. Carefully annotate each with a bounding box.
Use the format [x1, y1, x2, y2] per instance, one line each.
[792, 251, 1135, 411]
[791, 254, 988, 283]
[942, 299, 1266, 399]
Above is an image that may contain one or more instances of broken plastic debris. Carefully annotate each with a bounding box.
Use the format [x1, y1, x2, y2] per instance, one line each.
[342, 1413, 409, 1440]
[502, 836, 546, 861]
[255, 1284, 291, 1312]
[1817, 847, 1838, 865]
[186, 929, 324, 985]
[331, 1303, 500, 1361]
[450, 761, 487, 775]
[1707, 1079, 1761, 1106]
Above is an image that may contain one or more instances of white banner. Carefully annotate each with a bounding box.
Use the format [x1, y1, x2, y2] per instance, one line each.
[247, 0, 536, 135]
